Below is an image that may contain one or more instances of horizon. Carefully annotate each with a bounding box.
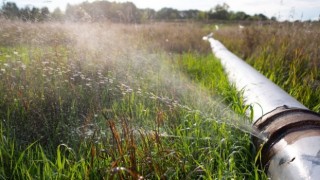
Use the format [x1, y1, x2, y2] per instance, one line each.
[3, 0, 320, 21]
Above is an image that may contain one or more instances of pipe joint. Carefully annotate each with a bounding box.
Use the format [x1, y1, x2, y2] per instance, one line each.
[206, 36, 320, 179]
[253, 105, 320, 179]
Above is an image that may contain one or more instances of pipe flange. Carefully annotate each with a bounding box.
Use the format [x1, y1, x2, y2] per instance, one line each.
[252, 105, 320, 169]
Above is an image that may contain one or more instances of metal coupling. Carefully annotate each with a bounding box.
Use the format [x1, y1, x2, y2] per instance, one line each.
[252, 105, 320, 179]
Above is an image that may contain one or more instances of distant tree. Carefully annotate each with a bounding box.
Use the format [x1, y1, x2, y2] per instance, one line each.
[248, 13, 268, 21]
[197, 11, 208, 21]
[65, 3, 72, 15]
[1, 2, 19, 19]
[257, 13, 268, 21]
[52, 7, 63, 21]
[65, 3, 91, 22]
[139, 8, 156, 22]
[119, 2, 140, 23]
[65, 3, 76, 21]
[30, 7, 41, 22]
[156, 8, 180, 20]
[229, 11, 250, 20]
[85, 1, 111, 21]
[271, 16, 277, 21]
[64, 1, 141, 23]
[209, 3, 230, 20]
[180, 10, 200, 19]
[40, 7, 50, 21]
[0, 0, 271, 23]
[20, 6, 32, 21]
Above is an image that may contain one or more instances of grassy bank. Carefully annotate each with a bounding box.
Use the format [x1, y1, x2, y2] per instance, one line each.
[214, 22, 320, 112]
[0, 20, 267, 179]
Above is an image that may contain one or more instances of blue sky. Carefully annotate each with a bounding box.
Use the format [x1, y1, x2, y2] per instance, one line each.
[6, 0, 320, 21]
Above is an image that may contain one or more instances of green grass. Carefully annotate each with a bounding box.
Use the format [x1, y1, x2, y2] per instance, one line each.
[214, 22, 320, 112]
[0, 21, 268, 179]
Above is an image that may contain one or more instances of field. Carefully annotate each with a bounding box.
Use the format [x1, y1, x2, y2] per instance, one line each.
[214, 22, 320, 112]
[0, 19, 318, 179]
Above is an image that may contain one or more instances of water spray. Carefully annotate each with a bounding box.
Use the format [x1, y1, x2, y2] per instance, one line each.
[205, 35, 320, 179]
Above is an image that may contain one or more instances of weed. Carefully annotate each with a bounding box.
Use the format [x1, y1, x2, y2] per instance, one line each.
[214, 22, 320, 112]
[0, 21, 265, 179]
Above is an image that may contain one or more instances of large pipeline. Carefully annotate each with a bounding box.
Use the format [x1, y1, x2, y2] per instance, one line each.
[204, 35, 320, 179]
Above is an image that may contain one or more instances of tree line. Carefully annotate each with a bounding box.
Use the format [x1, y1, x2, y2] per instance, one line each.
[0, 1, 273, 23]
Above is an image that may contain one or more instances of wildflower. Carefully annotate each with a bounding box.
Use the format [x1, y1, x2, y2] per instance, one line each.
[21, 64, 26, 70]
[137, 88, 142, 94]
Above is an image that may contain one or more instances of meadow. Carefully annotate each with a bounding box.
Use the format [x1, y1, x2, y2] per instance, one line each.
[1, 18, 319, 179]
[214, 22, 320, 113]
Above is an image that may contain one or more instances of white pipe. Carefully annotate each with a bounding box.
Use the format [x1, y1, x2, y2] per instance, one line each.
[204, 36, 320, 179]
[204, 36, 307, 121]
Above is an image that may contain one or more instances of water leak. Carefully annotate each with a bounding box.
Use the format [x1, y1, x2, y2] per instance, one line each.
[199, 111, 269, 142]
[250, 126, 269, 142]
[63, 23, 269, 143]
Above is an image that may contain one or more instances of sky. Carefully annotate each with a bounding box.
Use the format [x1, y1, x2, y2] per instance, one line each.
[5, 0, 320, 21]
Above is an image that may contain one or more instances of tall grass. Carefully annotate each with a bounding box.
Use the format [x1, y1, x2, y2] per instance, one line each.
[214, 22, 320, 112]
[0, 20, 266, 179]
